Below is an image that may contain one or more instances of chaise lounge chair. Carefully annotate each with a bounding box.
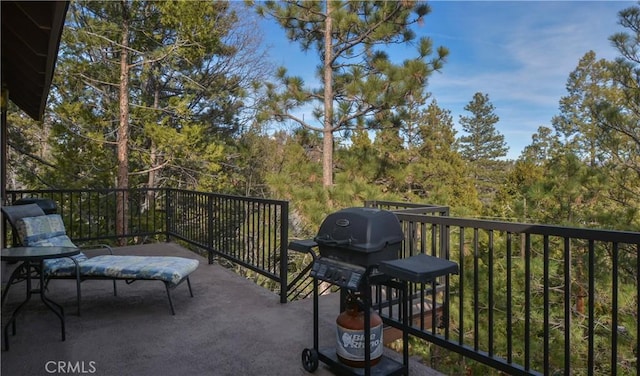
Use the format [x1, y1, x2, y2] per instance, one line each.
[1, 203, 199, 315]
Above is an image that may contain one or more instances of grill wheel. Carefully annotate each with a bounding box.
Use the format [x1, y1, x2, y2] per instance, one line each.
[302, 348, 319, 372]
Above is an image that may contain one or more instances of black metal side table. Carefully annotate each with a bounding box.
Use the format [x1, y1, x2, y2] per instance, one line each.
[1, 246, 80, 351]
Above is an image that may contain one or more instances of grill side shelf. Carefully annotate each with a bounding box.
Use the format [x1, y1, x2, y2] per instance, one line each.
[378, 254, 459, 283]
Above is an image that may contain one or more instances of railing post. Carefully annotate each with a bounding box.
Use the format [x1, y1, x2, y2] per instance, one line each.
[280, 201, 289, 303]
[164, 188, 171, 242]
[207, 194, 214, 265]
[440, 206, 449, 260]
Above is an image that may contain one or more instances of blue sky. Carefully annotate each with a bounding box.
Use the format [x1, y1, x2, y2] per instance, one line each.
[255, 1, 635, 159]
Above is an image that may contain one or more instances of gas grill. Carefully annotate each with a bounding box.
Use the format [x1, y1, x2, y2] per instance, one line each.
[289, 207, 459, 376]
[306, 207, 403, 290]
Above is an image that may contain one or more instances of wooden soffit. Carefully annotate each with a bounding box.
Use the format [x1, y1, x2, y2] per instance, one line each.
[1, 1, 68, 121]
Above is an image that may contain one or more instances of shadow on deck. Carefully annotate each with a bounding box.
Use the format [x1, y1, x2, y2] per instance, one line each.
[1, 243, 442, 376]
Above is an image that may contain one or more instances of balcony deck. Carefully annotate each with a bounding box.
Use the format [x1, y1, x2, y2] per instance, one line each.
[1, 243, 441, 376]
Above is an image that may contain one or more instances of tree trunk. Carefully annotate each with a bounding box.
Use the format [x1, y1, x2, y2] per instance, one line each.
[145, 83, 160, 212]
[116, 0, 130, 246]
[322, 1, 334, 187]
[145, 143, 157, 212]
[319, 3, 334, 295]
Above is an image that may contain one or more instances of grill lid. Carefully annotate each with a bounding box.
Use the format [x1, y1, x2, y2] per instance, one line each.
[314, 207, 403, 253]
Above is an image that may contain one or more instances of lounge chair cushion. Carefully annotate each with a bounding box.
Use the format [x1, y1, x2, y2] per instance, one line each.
[15, 214, 199, 287]
[44, 255, 198, 286]
[16, 214, 89, 267]
[16, 214, 72, 245]
[78, 256, 199, 286]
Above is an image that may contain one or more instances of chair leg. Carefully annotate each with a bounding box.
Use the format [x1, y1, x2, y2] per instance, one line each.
[186, 277, 194, 297]
[69, 257, 82, 316]
[1, 263, 28, 306]
[164, 283, 176, 316]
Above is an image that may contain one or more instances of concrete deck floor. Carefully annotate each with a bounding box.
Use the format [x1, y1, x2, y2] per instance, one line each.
[1, 243, 443, 376]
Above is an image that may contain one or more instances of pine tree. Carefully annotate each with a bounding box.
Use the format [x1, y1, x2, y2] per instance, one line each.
[255, 0, 448, 187]
[493, 126, 559, 221]
[413, 101, 481, 212]
[45, 1, 267, 192]
[546, 46, 639, 230]
[551, 51, 613, 166]
[597, 3, 640, 203]
[458, 92, 509, 206]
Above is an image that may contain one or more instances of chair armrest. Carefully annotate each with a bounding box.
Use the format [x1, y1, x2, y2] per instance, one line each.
[78, 244, 114, 255]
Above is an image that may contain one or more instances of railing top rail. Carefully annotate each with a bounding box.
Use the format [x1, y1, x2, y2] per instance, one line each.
[5, 188, 165, 196]
[391, 207, 449, 215]
[167, 188, 289, 206]
[365, 200, 449, 210]
[395, 212, 640, 244]
[6, 189, 289, 206]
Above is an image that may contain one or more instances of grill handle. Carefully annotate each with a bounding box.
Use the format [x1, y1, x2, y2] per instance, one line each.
[288, 239, 318, 254]
[314, 237, 351, 247]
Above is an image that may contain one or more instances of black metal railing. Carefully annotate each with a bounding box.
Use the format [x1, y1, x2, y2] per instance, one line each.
[366, 201, 640, 376]
[165, 189, 289, 302]
[4, 189, 166, 244]
[3, 191, 638, 375]
[3, 188, 290, 302]
[284, 201, 452, 301]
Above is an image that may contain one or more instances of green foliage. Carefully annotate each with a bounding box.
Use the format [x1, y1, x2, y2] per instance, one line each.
[434, 231, 638, 376]
[509, 24, 640, 230]
[5, 107, 58, 188]
[16, 0, 269, 194]
[458, 92, 509, 209]
[356, 100, 482, 213]
[459, 92, 508, 162]
[254, 0, 448, 185]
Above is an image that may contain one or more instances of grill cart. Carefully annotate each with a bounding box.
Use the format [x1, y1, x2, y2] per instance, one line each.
[289, 207, 458, 376]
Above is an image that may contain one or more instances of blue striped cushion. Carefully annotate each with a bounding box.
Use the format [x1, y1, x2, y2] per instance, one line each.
[46, 255, 199, 286]
[16, 214, 69, 245]
[16, 214, 87, 271]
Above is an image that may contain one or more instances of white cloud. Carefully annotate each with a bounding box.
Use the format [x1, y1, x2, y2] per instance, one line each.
[259, 1, 635, 159]
[425, 1, 633, 158]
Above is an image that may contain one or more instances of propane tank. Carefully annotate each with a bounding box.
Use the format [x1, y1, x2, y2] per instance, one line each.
[336, 292, 383, 367]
